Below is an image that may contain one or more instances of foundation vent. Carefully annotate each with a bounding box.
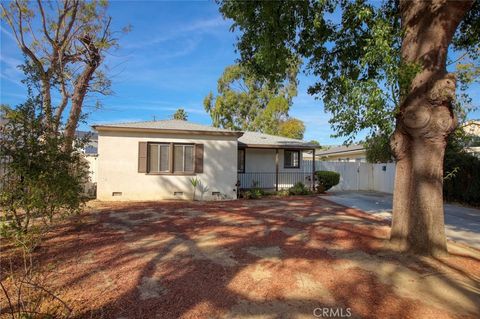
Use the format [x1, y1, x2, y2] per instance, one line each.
[112, 192, 122, 197]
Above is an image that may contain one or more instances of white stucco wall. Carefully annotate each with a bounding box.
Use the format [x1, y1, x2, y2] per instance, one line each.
[244, 148, 304, 172]
[96, 130, 238, 201]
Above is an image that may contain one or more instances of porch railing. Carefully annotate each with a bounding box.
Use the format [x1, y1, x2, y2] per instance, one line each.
[238, 172, 314, 190]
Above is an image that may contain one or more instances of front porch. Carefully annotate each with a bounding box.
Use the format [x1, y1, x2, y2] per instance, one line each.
[237, 147, 316, 191]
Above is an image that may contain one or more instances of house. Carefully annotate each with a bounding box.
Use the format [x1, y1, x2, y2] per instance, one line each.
[92, 120, 316, 201]
[315, 144, 366, 162]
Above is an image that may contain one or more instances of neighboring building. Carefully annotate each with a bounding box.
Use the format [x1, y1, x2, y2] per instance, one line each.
[462, 120, 480, 157]
[315, 144, 366, 162]
[92, 120, 316, 201]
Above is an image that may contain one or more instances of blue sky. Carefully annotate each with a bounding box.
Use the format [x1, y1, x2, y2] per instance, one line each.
[1, 1, 478, 145]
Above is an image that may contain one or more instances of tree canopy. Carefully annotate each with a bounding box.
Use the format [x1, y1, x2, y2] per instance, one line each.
[204, 63, 300, 133]
[218, 0, 479, 142]
[172, 108, 188, 121]
[1, 0, 124, 146]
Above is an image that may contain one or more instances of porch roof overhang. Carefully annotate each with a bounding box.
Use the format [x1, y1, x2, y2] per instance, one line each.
[237, 142, 315, 150]
[238, 131, 317, 150]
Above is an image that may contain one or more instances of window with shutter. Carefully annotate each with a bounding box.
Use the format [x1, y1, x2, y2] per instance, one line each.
[148, 143, 170, 173]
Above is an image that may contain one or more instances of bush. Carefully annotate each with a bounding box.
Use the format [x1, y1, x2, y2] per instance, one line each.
[443, 151, 480, 207]
[315, 171, 340, 193]
[288, 182, 312, 195]
[275, 188, 290, 197]
[243, 188, 264, 199]
[0, 100, 89, 247]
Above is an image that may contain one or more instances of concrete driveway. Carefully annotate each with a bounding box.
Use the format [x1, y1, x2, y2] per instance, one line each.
[325, 191, 480, 249]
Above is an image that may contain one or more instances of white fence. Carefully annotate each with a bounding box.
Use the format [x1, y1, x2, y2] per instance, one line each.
[303, 161, 396, 194]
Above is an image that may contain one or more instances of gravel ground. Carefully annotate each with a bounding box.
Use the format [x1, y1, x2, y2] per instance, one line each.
[1, 196, 480, 319]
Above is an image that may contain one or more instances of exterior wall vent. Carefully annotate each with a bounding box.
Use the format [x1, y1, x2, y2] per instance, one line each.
[212, 192, 221, 196]
[112, 192, 122, 196]
[174, 191, 183, 196]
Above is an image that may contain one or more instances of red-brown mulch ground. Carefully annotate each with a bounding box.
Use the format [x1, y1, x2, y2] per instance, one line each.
[1, 196, 479, 319]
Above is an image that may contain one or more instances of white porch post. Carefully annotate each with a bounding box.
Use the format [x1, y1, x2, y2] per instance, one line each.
[275, 149, 279, 192]
[312, 148, 316, 191]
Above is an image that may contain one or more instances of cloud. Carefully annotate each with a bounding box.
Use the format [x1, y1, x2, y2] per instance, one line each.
[125, 16, 228, 49]
[0, 53, 24, 85]
[0, 25, 16, 42]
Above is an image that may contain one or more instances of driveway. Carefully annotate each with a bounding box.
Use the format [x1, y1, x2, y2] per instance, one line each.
[325, 191, 480, 249]
[2, 197, 479, 319]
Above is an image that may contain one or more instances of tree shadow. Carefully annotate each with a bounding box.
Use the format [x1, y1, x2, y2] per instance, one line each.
[2, 196, 479, 319]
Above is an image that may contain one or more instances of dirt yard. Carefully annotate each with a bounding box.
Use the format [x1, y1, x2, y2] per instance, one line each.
[2, 196, 480, 318]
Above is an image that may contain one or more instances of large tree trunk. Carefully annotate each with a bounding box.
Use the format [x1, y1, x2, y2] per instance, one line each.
[389, 0, 472, 255]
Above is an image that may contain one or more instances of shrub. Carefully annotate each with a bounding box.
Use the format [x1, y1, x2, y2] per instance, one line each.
[443, 151, 480, 207]
[0, 100, 89, 247]
[315, 171, 340, 193]
[243, 188, 264, 199]
[276, 188, 290, 197]
[288, 182, 312, 195]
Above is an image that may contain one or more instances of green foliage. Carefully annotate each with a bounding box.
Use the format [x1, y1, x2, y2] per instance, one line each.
[0, 100, 89, 245]
[218, 0, 480, 142]
[308, 140, 321, 146]
[278, 118, 305, 139]
[173, 108, 188, 121]
[242, 188, 264, 200]
[189, 177, 200, 200]
[443, 150, 480, 207]
[204, 63, 299, 134]
[288, 182, 312, 196]
[365, 133, 394, 163]
[315, 171, 340, 193]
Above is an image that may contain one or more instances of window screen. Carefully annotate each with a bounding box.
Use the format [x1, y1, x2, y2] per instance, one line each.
[284, 150, 300, 168]
[238, 149, 245, 172]
[174, 144, 194, 173]
[148, 143, 170, 172]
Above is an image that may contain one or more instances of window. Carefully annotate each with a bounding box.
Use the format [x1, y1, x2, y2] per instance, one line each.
[148, 143, 194, 174]
[148, 143, 170, 173]
[238, 149, 245, 173]
[174, 144, 194, 173]
[284, 150, 300, 168]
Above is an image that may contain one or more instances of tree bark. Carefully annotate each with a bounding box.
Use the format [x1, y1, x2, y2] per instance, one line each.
[64, 35, 101, 149]
[389, 0, 473, 255]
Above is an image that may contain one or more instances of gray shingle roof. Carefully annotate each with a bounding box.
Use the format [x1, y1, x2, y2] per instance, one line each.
[92, 120, 241, 135]
[238, 131, 316, 149]
[316, 144, 365, 156]
[93, 120, 315, 148]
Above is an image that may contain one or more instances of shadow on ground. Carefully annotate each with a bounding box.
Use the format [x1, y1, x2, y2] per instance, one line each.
[2, 196, 480, 318]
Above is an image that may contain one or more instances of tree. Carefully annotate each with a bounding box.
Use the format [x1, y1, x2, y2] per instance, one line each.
[365, 133, 394, 163]
[278, 118, 305, 139]
[0, 100, 88, 241]
[218, 0, 479, 255]
[1, 0, 121, 147]
[204, 63, 298, 133]
[173, 108, 188, 121]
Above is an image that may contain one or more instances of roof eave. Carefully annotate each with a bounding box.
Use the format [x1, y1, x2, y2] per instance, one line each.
[92, 125, 244, 137]
[238, 142, 316, 150]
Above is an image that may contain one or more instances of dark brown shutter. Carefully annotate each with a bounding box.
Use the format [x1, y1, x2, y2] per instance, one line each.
[138, 142, 148, 173]
[194, 144, 204, 173]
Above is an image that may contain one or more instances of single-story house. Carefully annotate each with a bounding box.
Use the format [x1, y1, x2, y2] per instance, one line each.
[92, 120, 317, 201]
[93, 120, 315, 200]
[315, 144, 366, 162]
